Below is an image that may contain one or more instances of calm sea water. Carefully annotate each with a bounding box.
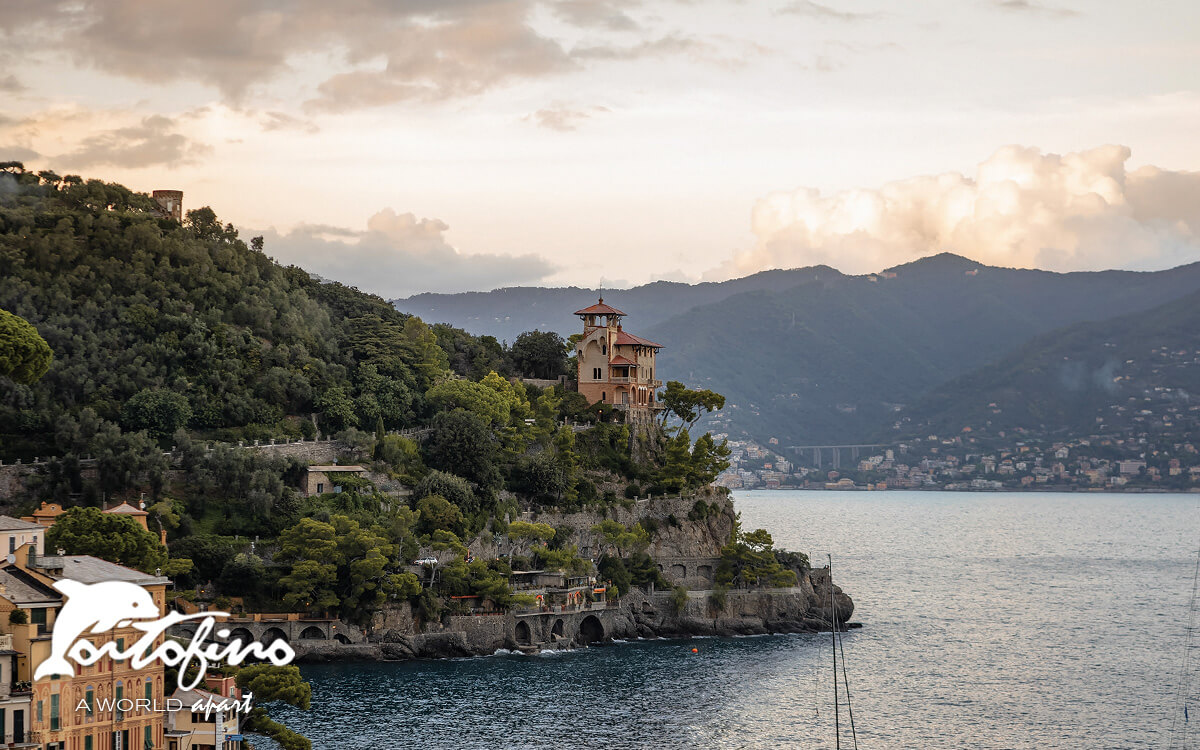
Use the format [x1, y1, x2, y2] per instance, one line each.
[270, 490, 1200, 749]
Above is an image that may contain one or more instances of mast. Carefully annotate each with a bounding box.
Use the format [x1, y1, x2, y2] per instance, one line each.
[830, 554, 840, 750]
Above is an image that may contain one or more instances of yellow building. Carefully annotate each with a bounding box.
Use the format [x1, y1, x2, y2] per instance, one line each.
[164, 686, 243, 750]
[0, 548, 169, 750]
[573, 298, 664, 424]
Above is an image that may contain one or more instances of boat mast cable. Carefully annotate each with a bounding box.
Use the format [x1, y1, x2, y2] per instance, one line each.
[830, 553, 841, 750]
[1169, 499, 1200, 749]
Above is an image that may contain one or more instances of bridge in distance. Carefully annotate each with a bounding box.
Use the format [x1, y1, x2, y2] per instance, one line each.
[786, 444, 887, 469]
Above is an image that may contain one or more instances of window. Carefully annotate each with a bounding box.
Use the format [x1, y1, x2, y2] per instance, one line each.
[144, 726, 152, 748]
[116, 638, 124, 652]
[145, 681, 153, 703]
[85, 736, 93, 750]
[316, 483, 324, 494]
[31, 608, 47, 634]
[601, 343, 607, 355]
[601, 392, 606, 402]
[50, 694, 59, 731]
[86, 687, 94, 717]
[592, 367, 602, 380]
[7, 536, 13, 553]
[36, 700, 42, 723]
[115, 684, 123, 721]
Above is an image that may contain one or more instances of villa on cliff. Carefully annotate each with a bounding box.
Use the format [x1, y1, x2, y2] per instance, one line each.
[574, 298, 663, 425]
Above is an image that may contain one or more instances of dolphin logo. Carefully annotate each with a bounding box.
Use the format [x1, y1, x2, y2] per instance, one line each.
[33, 579, 159, 680]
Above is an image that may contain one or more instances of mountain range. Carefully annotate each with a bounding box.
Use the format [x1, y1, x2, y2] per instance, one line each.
[395, 253, 1200, 446]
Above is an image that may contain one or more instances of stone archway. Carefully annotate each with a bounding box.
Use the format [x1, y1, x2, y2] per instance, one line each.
[261, 626, 289, 646]
[227, 627, 253, 644]
[670, 564, 687, 580]
[333, 633, 352, 644]
[578, 615, 604, 645]
[515, 620, 532, 646]
[300, 625, 327, 640]
[551, 619, 565, 640]
[697, 565, 713, 581]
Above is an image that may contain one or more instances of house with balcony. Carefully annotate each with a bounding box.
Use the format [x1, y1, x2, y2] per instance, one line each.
[573, 298, 664, 425]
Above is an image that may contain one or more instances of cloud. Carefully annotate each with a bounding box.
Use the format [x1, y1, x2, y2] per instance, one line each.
[0, 75, 24, 92]
[777, 1, 878, 22]
[554, 0, 640, 30]
[0, 145, 41, 162]
[257, 208, 558, 297]
[259, 111, 319, 134]
[992, 0, 1079, 18]
[54, 115, 212, 169]
[524, 103, 610, 131]
[1, 1, 587, 108]
[572, 34, 716, 62]
[709, 144, 1200, 278]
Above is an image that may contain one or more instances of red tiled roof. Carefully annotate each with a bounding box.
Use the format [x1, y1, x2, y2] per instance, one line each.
[608, 355, 636, 366]
[574, 298, 626, 316]
[104, 502, 147, 516]
[614, 331, 663, 348]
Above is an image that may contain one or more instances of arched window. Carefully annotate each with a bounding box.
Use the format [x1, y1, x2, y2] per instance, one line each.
[601, 342, 607, 355]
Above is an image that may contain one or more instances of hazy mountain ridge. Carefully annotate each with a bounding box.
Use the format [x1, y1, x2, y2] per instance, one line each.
[645, 254, 1200, 444]
[895, 287, 1200, 441]
[392, 266, 840, 342]
[397, 253, 1200, 446]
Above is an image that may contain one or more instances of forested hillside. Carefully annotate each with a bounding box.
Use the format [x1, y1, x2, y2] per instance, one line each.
[895, 288, 1200, 441]
[0, 173, 455, 458]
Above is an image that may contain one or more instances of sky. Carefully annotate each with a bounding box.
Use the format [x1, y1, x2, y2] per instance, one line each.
[3, 0, 1200, 297]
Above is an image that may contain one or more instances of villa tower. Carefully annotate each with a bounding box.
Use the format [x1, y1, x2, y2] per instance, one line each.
[574, 298, 663, 425]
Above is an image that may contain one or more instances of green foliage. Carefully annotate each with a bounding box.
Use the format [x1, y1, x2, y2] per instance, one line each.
[167, 535, 236, 587]
[423, 408, 500, 492]
[120, 388, 192, 439]
[0, 178, 466, 458]
[511, 451, 567, 503]
[505, 521, 555, 557]
[709, 584, 729, 613]
[591, 519, 650, 557]
[659, 381, 725, 431]
[509, 330, 569, 379]
[670, 585, 689, 614]
[715, 525, 798, 589]
[8, 609, 27, 624]
[596, 555, 632, 596]
[655, 429, 732, 493]
[236, 664, 313, 750]
[375, 434, 424, 483]
[46, 507, 166, 573]
[415, 495, 465, 537]
[217, 553, 267, 597]
[277, 514, 418, 623]
[0, 308, 52, 385]
[413, 470, 476, 516]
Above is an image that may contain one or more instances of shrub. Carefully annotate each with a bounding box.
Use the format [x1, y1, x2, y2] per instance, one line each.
[670, 585, 689, 614]
[8, 609, 27, 624]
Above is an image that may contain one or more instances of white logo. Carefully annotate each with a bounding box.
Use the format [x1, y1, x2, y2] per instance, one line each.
[34, 579, 295, 689]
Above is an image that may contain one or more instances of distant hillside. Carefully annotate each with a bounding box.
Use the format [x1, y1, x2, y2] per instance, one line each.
[642, 254, 1200, 445]
[392, 267, 836, 343]
[895, 288, 1200, 441]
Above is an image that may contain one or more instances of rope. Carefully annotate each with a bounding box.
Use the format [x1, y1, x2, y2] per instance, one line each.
[1170, 499, 1200, 749]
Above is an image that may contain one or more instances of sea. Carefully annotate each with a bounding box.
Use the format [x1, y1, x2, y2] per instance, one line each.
[269, 490, 1200, 749]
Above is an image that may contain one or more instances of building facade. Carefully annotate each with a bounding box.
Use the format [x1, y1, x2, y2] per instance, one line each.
[0, 548, 169, 750]
[573, 299, 663, 425]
